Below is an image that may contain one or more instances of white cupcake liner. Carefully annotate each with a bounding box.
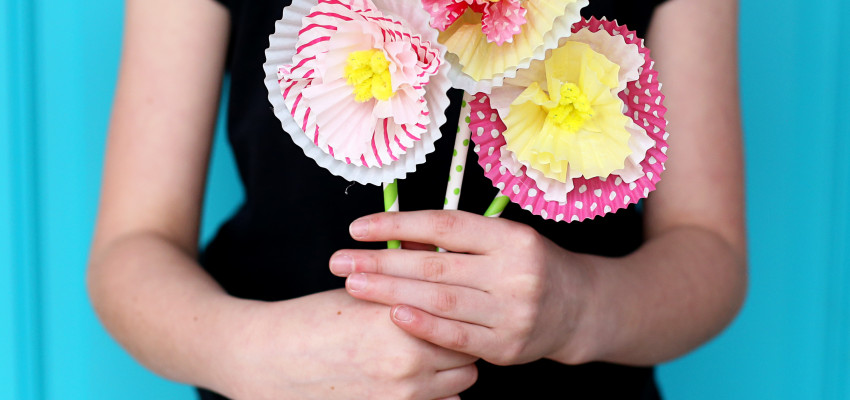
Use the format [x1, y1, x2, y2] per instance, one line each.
[444, 0, 589, 94]
[470, 17, 669, 222]
[263, 0, 451, 185]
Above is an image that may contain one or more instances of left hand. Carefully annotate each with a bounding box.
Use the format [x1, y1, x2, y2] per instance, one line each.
[329, 210, 599, 366]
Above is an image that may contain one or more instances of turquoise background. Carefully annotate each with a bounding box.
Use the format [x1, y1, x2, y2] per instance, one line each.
[1, 0, 848, 398]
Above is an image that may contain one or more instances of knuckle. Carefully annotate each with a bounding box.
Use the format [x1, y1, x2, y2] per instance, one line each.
[388, 213, 403, 233]
[370, 252, 385, 275]
[430, 212, 461, 235]
[422, 316, 440, 340]
[387, 279, 401, 299]
[431, 289, 458, 314]
[387, 355, 418, 380]
[422, 256, 448, 282]
[505, 342, 527, 364]
[509, 296, 540, 334]
[450, 327, 470, 350]
[491, 340, 526, 366]
[374, 213, 400, 236]
[513, 224, 541, 249]
[511, 302, 540, 337]
[396, 383, 418, 400]
[516, 274, 545, 303]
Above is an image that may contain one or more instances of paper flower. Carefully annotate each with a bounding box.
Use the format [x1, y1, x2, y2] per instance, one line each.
[263, 0, 451, 185]
[423, 0, 528, 45]
[471, 17, 669, 222]
[423, 0, 589, 93]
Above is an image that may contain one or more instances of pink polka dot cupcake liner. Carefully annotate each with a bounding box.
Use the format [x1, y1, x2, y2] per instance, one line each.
[470, 17, 668, 222]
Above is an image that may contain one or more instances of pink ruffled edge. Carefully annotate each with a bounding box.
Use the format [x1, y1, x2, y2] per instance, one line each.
[422, 0, 527, 45]
[470, 17, 669, 222]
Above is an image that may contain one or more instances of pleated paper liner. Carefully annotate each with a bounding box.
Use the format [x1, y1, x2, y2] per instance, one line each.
[263, 0, 451, 185]
[440, 0, 589, 94]
[470, 17, 668, 222]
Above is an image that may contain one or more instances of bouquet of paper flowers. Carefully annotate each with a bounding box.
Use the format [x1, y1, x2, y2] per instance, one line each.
[264, 0, 668, 232]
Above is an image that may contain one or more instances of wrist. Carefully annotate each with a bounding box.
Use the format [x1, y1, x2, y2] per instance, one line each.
[545, 252, 606, 365]
[194, 295, 270, 395]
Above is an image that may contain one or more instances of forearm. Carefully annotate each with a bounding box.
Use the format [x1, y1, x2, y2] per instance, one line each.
[87, 232, 252, 389]
[560, 226, 747, 365]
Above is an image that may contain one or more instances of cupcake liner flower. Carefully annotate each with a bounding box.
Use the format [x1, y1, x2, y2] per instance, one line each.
[423, 0, 589, 93]
[471, 18, 669, 222]
[264, 0, 451, 185]
[423, 0, 528, 45]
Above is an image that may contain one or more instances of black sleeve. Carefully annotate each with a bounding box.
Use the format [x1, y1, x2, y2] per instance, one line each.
[581, 0, 666, 38]
[211, 0, 232, 10]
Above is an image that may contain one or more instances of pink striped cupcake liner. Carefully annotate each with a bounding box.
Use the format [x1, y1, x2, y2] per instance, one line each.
[263, 0, 451, 185]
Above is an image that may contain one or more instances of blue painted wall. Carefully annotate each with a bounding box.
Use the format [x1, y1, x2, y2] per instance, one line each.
[0, 0, 237, 398]
[0, 0, 847, 399]
[656, 1, 850, 399]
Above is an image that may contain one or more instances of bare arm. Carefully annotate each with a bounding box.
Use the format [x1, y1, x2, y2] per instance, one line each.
[88, 0, 236, 385]
[570, 0, 747, 364]
[88, 1, 478, 398]
[329, 0, 746, 366]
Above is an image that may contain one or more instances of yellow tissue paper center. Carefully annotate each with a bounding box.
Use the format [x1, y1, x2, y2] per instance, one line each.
[344, 49, 394, 102]
[546, 83, 593, 133]
[502, 42, 633, 181]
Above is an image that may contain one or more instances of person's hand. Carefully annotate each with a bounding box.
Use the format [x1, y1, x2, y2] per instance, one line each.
[329, 211, 599, 367]
[215, 289, 478, 400]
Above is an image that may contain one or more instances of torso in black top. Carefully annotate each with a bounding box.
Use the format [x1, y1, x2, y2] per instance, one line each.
[199, 1, 668, 398]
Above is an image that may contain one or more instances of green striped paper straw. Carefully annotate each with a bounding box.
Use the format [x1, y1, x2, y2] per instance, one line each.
[484, 194, 510, 218]
[443, 92, 475, 211]
[383, 180, 401, 249]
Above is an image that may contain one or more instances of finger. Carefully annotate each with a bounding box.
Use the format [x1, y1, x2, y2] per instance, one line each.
[401, 241, 436, 251]
[427, 342, 479, 371]
[346, 274, 495, 327]
[392, 305, 495, 359]
[431, 364, 478, 400]
[330, 250, 487, 288]
[348, 210, 527, 254]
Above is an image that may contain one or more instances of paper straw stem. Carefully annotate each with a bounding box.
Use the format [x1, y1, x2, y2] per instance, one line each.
[443, 92, 475, 210]
[383, 180, 401, 249]
[436, 92, 474, 253]
[484, 194, 510, 218]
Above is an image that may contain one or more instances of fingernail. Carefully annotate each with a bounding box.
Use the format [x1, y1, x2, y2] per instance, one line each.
[330, 254, 353, 275]
[347, 273, 367, 292]
[393, 306, 412, 322]
[350, 218, 369, 238]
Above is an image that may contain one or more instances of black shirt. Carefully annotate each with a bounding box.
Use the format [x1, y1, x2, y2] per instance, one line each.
[200, 1, 669, 398]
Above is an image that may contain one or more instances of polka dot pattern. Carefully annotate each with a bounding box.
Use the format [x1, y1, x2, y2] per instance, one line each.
[444, 93, 473, 209]
[470, 17, 668, 222]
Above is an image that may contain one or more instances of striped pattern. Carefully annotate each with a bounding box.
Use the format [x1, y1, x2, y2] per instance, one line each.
[382, 180, 401, 249]
[277, 0, 443, 168]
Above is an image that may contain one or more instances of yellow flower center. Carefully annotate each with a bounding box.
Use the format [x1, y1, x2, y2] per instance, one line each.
[545, 83, 593, 133]
[344, 49, 394, 102]
[502, 42, 633, 182]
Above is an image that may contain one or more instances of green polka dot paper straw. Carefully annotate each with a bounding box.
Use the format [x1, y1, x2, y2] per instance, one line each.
[437, 92, 474, 253]
[383, 180, 401, 249]
[484, 194, 510, 218]
[443, 92, 474, 210]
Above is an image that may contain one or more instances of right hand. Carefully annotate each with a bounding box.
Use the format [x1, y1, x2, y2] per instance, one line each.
[211, 289, 479, 400]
